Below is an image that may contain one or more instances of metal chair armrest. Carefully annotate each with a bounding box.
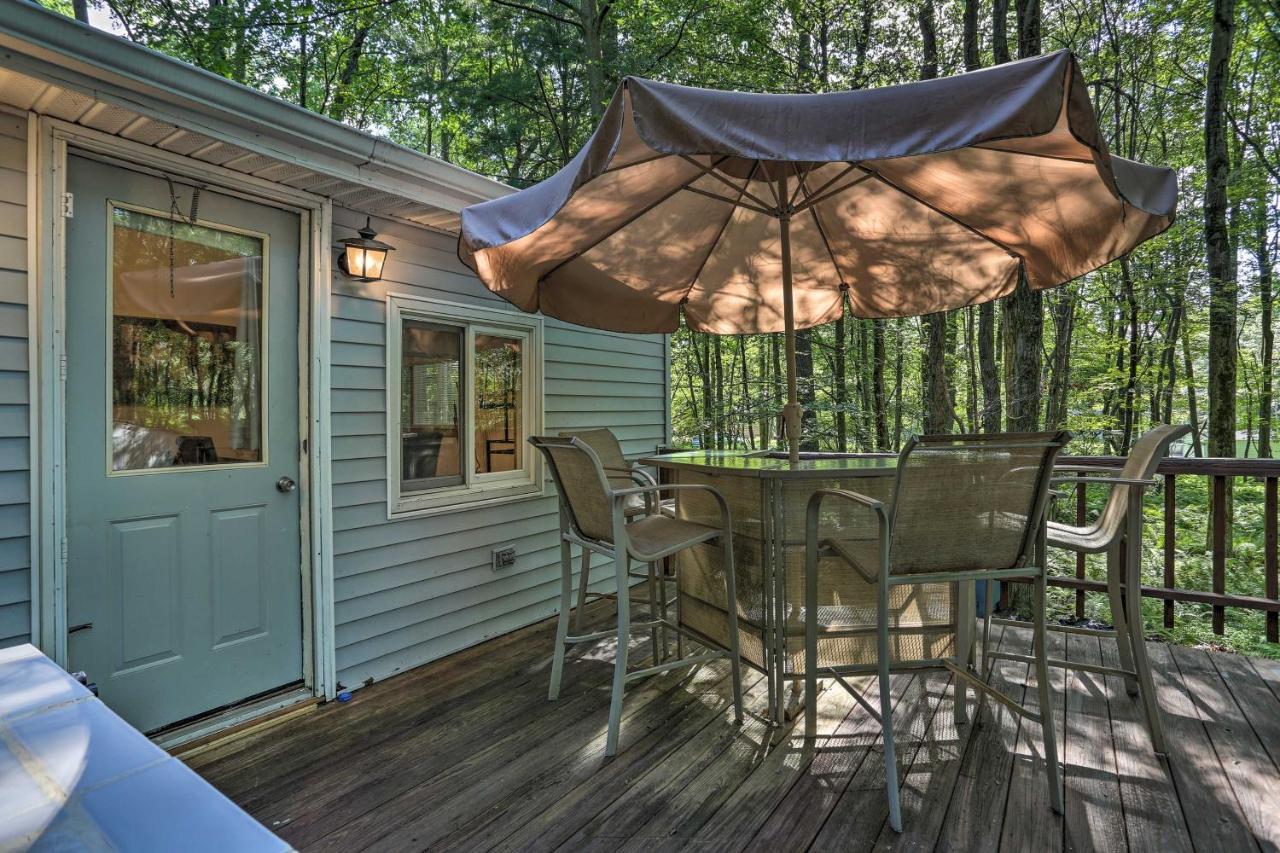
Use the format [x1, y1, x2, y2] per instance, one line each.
[611, 482, 732, 534]
[804, 489, 891, 579]
[1050, 475, 1160, 488]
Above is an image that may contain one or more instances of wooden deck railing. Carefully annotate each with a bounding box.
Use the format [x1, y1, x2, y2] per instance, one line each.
[653, 446, 1280, 644]
[1051, 455, 1280, 644]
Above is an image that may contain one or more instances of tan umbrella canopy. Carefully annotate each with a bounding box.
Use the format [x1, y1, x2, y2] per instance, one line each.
[458, 49, 1176, 462]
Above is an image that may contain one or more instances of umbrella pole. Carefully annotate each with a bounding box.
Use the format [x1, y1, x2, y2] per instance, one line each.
[778, 171, 801, 465]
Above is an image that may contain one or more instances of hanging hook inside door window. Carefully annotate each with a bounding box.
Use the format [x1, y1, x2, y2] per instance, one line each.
[163, 174, 206, 299]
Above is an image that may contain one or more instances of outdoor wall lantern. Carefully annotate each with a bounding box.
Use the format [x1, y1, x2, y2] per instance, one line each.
[337, 216, 394, 282]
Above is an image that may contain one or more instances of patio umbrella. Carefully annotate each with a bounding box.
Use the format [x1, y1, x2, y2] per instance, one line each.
[457, 49, 1176, 463]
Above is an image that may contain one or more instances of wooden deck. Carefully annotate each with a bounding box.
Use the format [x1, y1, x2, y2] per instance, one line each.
[185, 596, 1280, 852]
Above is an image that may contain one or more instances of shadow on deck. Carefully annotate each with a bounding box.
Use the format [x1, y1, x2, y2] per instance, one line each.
[183, 596, 1280, 852]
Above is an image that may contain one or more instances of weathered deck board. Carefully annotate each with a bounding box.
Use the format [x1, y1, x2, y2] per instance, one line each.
[190, 597, 1280, 852]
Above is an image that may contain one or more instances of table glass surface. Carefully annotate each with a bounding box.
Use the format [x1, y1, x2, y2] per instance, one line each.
[640, 450, 899, 479]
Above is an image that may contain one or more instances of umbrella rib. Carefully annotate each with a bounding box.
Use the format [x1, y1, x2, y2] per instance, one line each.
[679, 160, 762, 312]
[796, 171, 851, 295]
[792, 172, 876, 214]
[600, 152, 672, 173]
[863, 168, 1023, 260]
[678, 154, 779, 213]
[790, 162, 857, 208]
[537, 154, 732, 284]
[681, 184, 776, 217]
[977, 145, 1095, 165]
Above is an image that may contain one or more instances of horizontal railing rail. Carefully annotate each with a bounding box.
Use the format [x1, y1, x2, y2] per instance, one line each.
[1054, 455, 1279, 644]
[654, 445, 1280, 644]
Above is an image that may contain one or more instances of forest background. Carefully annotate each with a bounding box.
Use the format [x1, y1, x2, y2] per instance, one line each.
[43, 0, 1280, 652]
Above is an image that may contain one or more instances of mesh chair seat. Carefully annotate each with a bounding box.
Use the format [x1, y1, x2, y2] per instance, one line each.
[625, 514, 720, 558]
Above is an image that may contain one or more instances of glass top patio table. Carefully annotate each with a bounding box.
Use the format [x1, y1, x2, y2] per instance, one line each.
[638, 450, 954, 724]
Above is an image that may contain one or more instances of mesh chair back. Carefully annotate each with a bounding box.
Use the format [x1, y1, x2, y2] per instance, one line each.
[887, 432, 1070, 576]
[529, 435, 616, 543]
[559, 428, 633, 490]
[1092, 424, 1190, 543]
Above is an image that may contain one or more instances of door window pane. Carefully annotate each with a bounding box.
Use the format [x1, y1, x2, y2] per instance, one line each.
[475, 334, 523, 474]
[111, 206, 265, 472]
[401, 320, 464, 490]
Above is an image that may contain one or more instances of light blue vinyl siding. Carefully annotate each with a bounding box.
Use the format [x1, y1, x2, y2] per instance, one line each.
[329, 207, 668, 688]
[0, 111, 29, 649]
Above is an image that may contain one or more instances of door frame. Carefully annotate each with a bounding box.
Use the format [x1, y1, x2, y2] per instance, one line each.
[28, 115, 338, 714]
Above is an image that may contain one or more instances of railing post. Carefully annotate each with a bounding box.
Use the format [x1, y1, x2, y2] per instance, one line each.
[1076, 480, 1087, 619]
[1267, 477, 1277, 644]
[1212, 474, 1227, 635]
[1164, 473, 1176, 630]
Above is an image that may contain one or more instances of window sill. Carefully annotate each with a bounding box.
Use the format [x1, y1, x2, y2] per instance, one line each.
[388, 480, 547, 520]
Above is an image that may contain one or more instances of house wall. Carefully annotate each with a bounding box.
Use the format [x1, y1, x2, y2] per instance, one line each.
[0, 111, 30, 648]
[329, 206, 668, 688]
[0, 115, 671, 683]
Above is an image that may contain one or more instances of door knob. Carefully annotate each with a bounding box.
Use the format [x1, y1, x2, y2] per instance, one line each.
[277, 476, 297, 493]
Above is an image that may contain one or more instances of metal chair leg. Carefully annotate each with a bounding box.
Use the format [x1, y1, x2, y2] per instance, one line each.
[1124, 521, 1168, 753]
[647, 561, 661, 665]
[804, 522, 820, 740]
[674, 564, 685, 661]
[954, 580, 973, 727]
[550, 533, 574, 701]
[657, 561, 670, 662]
[721, 533, 744, 724]
[1106, 544, 1140, 697]
[606, 548, 630, 757]
[1034, 571, 1064, 814]
[574, 546, 592, 632]
[878, 574, 902, 833]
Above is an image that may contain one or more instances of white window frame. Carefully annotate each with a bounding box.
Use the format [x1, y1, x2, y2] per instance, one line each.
[386, 293, 544, 517]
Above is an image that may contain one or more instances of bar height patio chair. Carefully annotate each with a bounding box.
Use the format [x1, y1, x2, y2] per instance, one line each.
[803, 431, 1070, 832]
[530, 435, 744, 756]
[989, 423, 1190, 755]
[559, 429, 675, 659]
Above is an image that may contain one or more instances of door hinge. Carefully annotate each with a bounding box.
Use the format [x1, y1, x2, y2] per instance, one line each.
[59, 351, 67, 381]
[60, 535, 68, 564]
[61, 192, 74, 219]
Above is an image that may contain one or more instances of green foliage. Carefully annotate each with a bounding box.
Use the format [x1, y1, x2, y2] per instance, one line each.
[46, 0, 1280, 653]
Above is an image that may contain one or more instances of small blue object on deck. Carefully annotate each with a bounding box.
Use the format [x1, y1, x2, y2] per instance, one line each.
[337, 690, 352, 702]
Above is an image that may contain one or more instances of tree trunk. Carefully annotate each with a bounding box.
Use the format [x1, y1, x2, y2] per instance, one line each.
[796, 328, 817, 450]
[873, 319, 888, 449]
[1183, 324, 1204, 457]
[1204, 0, 1237, 459]
[918, 0, 948, 434]
[979, 303, 1001, 431]
[993, 0, 1012, 64]
[1006, 273, 1043, 432]
[1120, 255, 1140, 450]
[1044, 292, 1075, 429]
[893, 321, 905, 448]
[964, 0, 980, 71]
[713, 335, 725, 449]
[1004, 0, 1043, 438]
[579, 0, 608, 120]
[1258, 213, 1274, 457]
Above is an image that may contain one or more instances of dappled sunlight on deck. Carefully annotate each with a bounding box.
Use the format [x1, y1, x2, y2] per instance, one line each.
[183, 594, 1280, 852]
